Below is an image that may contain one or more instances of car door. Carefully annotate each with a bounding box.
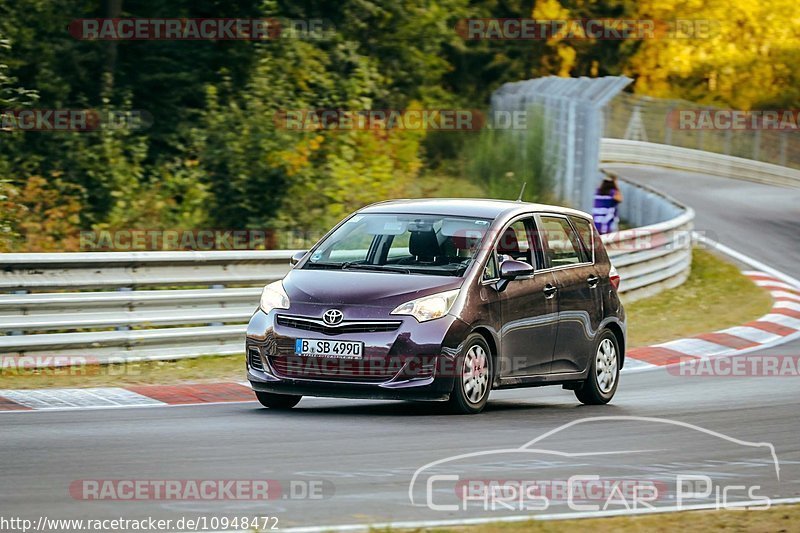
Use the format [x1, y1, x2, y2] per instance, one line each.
[495, 216, 559, 378]
[537, 214, 603, 374]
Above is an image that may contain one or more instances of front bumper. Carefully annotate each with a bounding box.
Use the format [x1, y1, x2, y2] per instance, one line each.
[245, 309, 470, 401]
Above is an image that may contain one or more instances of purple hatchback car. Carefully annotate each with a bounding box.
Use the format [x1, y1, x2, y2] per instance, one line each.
[246, 199, 625, 414]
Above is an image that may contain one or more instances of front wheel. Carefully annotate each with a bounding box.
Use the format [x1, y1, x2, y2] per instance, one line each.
[448, 334, 493, 414]
[575, 330, 620, 405]
[255, 391, 302, 409]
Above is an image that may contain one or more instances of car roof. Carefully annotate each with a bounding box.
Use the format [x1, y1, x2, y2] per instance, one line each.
[358, 198, 591, 220]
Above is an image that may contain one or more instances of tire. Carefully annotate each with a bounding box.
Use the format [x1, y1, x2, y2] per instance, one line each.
[254, 391, 302, 409]
[575, 330, 620, 405]
[448, 334, 493, 414]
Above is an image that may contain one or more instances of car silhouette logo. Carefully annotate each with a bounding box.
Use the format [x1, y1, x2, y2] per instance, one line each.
[322, 309, 344, 325]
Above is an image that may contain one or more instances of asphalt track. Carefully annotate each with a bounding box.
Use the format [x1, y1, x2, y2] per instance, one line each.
[1, 166, 799, 532]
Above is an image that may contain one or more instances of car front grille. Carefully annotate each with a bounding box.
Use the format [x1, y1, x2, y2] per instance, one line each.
[276, 315, 401, 336]
[268, 355, 400, 383]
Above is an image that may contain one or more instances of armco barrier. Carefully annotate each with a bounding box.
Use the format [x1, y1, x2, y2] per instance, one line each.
[601, 138, 800, 189]
[0, 184, 692, 365]
[603, 179, 694, 302]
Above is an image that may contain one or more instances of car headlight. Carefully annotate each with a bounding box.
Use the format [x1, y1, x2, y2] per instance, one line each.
[259, 281, 290, 314]
[391, 289, 460, 322]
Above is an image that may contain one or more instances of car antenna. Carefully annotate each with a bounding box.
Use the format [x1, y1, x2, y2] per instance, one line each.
[516, 182, 527, 202]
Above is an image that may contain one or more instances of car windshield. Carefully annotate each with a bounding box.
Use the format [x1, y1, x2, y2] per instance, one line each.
[303, 213, 492, 277]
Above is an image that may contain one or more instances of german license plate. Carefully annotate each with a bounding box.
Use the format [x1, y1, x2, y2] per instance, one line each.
[294, 339, 363, 359]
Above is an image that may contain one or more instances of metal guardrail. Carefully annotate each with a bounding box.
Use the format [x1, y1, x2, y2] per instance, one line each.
[601, 139, 800, 189]
[604, 93, 800, 171]
[603, 179, 694, 301]
[0, 187, 693, 365]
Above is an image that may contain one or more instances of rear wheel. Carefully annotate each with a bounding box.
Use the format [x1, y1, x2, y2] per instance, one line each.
[575, 330, 619, 405]
[254, 391, 302, 409]
[448, 334, 493, 414]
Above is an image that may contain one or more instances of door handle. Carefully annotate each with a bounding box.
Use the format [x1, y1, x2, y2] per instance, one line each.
[587, 275, 599, 288]
[543, 284, 557, 299]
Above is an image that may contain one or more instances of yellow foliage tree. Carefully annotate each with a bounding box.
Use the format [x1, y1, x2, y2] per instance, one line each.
[628, 0, 800, 109]
[0, 175, 84, 252]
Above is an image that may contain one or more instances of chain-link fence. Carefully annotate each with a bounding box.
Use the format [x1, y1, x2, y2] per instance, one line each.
[491, 76, 632, 212]
[604, 93, 800, 170]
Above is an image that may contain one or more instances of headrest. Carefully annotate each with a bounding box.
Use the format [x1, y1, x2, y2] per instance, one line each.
[409, 230, 441, 260]
[497, 227, 520, 255]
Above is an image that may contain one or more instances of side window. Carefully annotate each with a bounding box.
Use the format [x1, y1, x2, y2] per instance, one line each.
[483, 253, 498, 281]
[386, 231, 412, 262]
[496, 219, 532, 265]
[569, 216, 594, 263]
[539, 216, 583, 267]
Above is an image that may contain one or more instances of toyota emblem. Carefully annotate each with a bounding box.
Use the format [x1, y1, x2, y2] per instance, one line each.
[322, 309, 344, 325]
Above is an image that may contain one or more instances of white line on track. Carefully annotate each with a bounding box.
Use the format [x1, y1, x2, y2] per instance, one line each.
[191, 497, 800, 533]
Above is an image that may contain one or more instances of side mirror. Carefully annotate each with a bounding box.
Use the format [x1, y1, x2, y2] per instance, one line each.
[499, 258, 534, 279]
[290, 251, 308, 266]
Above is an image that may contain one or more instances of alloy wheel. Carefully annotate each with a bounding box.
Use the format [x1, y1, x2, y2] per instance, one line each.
[462, 344, 490, 404]
[595, 338, 617, 393]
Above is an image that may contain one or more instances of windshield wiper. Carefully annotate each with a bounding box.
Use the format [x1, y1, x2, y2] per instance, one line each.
[304, 261, 345, 270]
[343, 263, 411, 274]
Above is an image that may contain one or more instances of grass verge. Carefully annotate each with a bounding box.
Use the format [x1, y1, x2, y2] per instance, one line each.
[406, 503, 799, 533]
[625, 248, 772, 348]
[0, 249, 773, 390]
[0, 353, 246, 390]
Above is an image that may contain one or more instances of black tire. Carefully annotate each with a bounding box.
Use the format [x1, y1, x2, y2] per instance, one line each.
[448, 333, 493, 414]
[575, 329, 620, 405]
[254, 391, 302, 409]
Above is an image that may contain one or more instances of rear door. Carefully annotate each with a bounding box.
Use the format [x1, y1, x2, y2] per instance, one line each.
[495, 216, 559, 378]
[537, 214, 603, 374]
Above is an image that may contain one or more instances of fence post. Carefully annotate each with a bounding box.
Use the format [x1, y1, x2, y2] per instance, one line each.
[779, 133, 788, 167]
[753, 129, 762, 161]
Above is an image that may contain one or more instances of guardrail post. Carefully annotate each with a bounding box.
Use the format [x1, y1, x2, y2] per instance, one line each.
[116, 287, 132, 331]
[9, 289, 28, 336]
[753, 129, 762, 161]
[723, 129, 732, 155]
[210, 284, 225, 326]
[664, 104, 673, 145]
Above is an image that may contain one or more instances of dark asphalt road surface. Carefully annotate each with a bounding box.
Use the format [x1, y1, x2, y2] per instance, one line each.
[1, 167, 799, 531]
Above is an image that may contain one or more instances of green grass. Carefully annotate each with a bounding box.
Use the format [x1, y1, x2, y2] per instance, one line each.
[0, 249, 773, 390]
[0, 353, 246, 390]
[408, 174, 488, 199]
[625, 248, 772, 348]
[397, 503, 800, 533]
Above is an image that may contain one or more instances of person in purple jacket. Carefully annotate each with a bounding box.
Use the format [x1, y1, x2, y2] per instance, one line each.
[592, 172, 623, 234]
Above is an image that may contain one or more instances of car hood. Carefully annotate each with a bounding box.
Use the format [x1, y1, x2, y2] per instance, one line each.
[282, 269, 463, 308]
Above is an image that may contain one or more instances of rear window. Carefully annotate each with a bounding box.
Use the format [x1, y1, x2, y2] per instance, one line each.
[569, 215, 595, 263]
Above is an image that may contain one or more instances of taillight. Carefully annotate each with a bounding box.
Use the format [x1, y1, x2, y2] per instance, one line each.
[609, 265, 621, 291]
